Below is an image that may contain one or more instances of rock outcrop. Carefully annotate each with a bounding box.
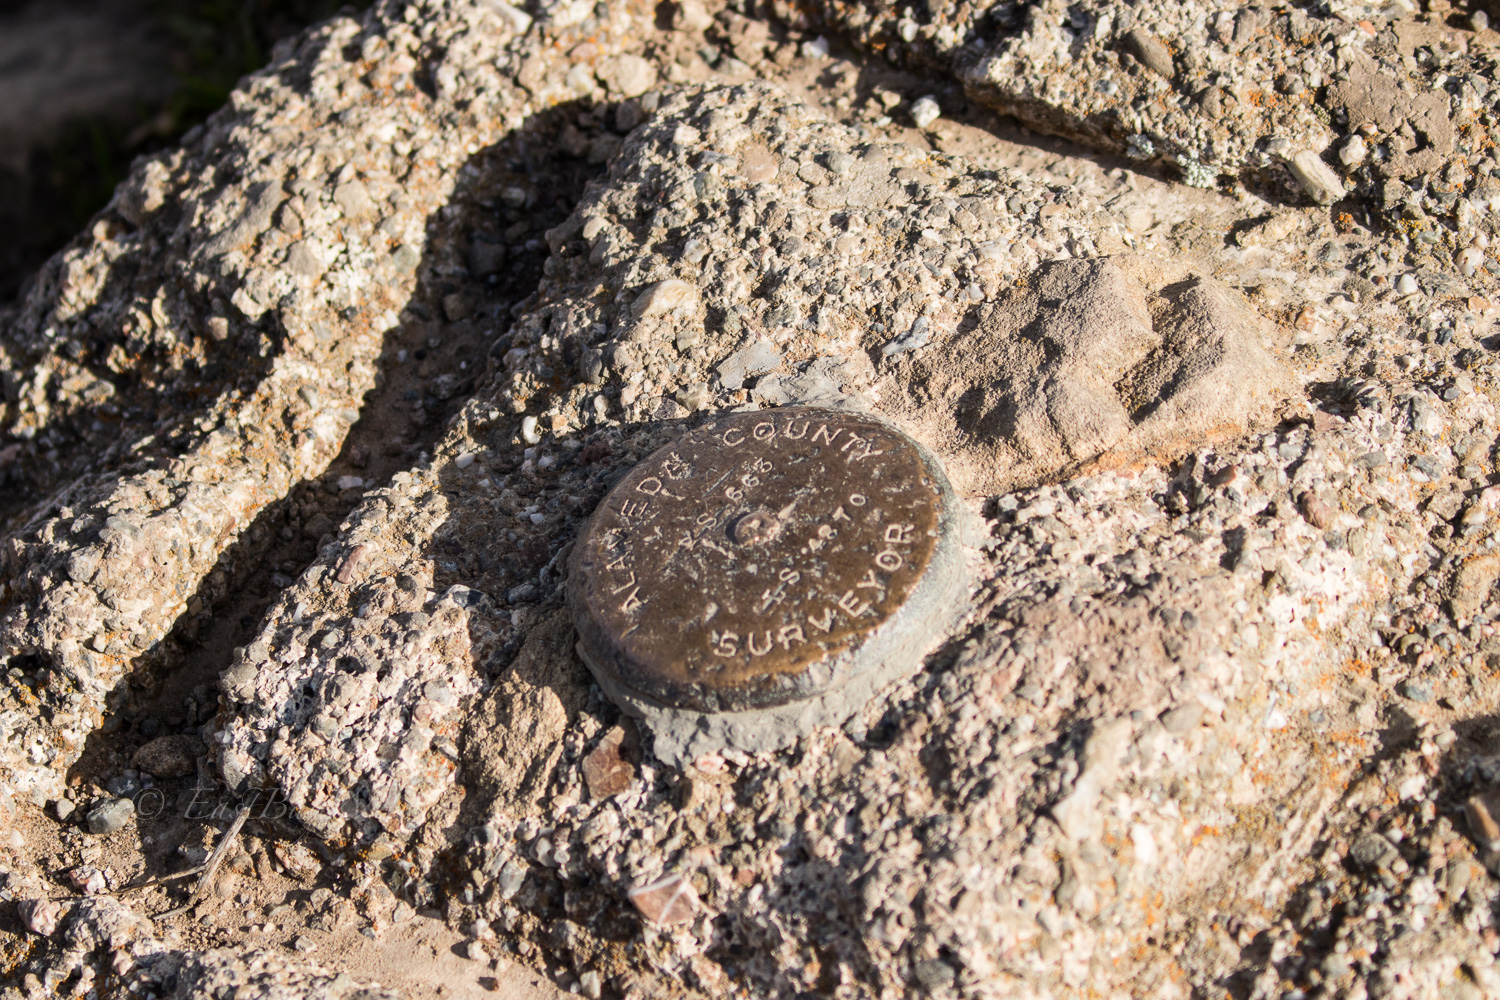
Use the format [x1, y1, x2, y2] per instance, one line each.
[6, 0, 1500, 998]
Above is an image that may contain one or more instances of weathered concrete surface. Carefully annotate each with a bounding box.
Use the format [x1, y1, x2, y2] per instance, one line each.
[7, 0, 1500, 998]
[890, 253, 1296, 495]
[790, 0, 1500, 265]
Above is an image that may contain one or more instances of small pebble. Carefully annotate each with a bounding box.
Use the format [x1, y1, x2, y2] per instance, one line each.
[1288, 149, 1344, 206]
[627, 874, 699, 926]
[583, 729, 636, 799]
[1396, 274, 1419, 296]
[69, 867, 108, 895]
[106, 774, 141, 798]
[86, 797, 135, 836]
[631, 278, 698, 318]
[17, 899, 61, 936]
[1458, 247, 1485, 278]
[1400, 680, 1432, 702]
[801, 36, 829, 59]
[1121, 28, 1174, 77]
[1340, 134, 1367, 167]
[910, 95, 941, 129]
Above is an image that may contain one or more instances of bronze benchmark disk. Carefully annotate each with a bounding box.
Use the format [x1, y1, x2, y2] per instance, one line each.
[567, 406, 969, 764]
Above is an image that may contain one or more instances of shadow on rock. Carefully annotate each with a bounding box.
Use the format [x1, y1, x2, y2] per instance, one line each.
[43, 97, 609, 908]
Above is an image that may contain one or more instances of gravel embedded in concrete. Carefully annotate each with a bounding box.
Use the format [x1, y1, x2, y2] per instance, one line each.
[6, 0, 1500, 996]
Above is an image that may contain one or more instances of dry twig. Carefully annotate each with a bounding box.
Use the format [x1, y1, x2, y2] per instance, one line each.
[154, 805, 252, 920]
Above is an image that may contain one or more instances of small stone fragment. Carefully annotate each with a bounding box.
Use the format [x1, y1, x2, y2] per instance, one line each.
[1298, 492, 1334, 530]
[1160, 702, 1204, 733]
[1458, 247, 1485, 278]
[86, 797, 134, 835]
[1468, 791, 1500, 849]
[203, 182, 283, 255]
[69, 867, 108, 895]
[715, 338, 781, 389]
[496, 859, 528, 900]
[286, 241, 325, 278]
[391, 244, 420, 272]
[1349, 833, 1398, 870]
[481, 0, 532, 33]
[18, 898, 61, 936]
[912, 958, 956, 992]
[582, 727, 635, 799]
[631, 279, 698, 318]
[673, 382, 711, 412]
[672, 0, 714, 31]
[578, 348, 605, 384]
[1120, 29, 1174, 77]
[132, 734, 202, 779]
[442, 292, 471, 321]
[1340, 134, 1367, 167]
[1287, 150, 1344, 205]
[1196, 86, 1226, 119]
[1400, 679, 1432, 702]
[909, 95, 941, 129]
[597, 54, 656, 97]
[336, 543, 370, 584]
[627, 873, 699, 925]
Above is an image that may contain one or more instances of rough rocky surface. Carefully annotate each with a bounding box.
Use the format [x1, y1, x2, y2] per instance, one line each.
[797, 0, 1500, 259]
[1, 891, 403, 999]
[891, 253, 1295, 494]
[8, 0, 1500, 997]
